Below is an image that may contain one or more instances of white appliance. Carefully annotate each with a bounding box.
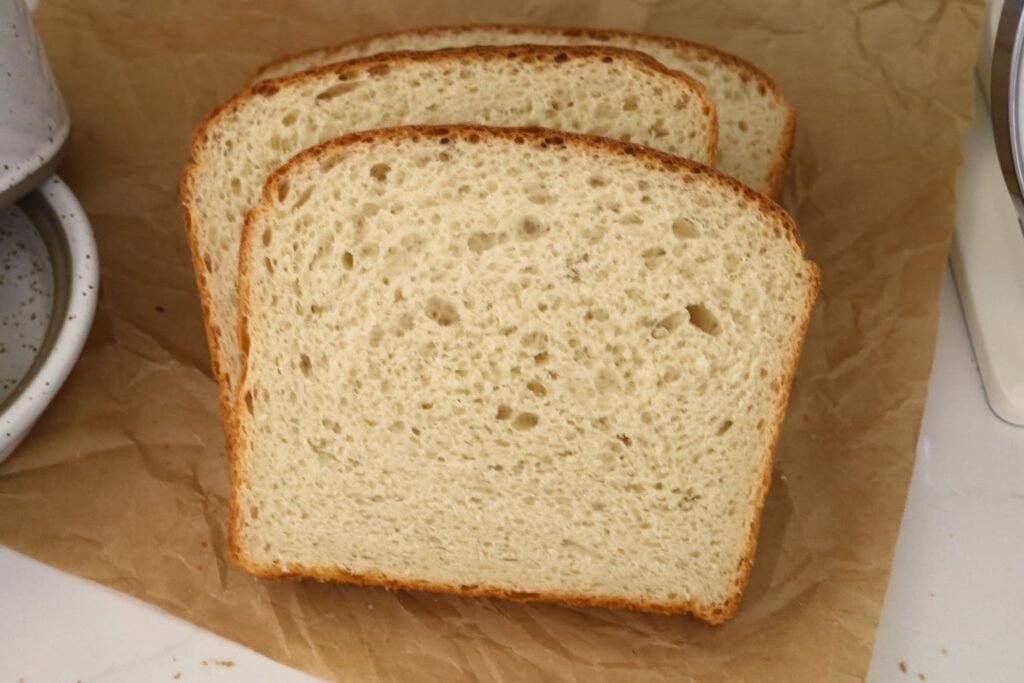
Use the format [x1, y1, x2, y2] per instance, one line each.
[952, 0, 1024, 425]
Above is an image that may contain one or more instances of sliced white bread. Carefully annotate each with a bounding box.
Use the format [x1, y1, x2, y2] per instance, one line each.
[233, 125, 819, 624]
[254, 25, 794, 196]
[182, 45, 718, 431]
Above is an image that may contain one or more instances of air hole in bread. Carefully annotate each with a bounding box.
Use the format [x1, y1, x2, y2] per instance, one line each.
[526, 380, 547, 397]
[244, 390, 253, 415]
[652, 312, 686, 339]
[686, 304, 720, 336]
[717, 420, 734, 435]
[659, 367, 681, 386]
[368, 326, 383, 347]
[369, 163, 391, 182]
[424, 296, 459, 326]
[513, 412, 539, 430]
[315, 81, 361, 101]
[642, 247, 666, 268]
[672, 217, 700, 239]
[521, 330, 547, 348]
[281, 112, 297, 126]
[738, 120, 749, 132]
[342, 251, 354, 270]
[623, 96, 639, 111]
[319, 154, 347, 173]
[517, 217, 547, 240]
[467, 231, 501, 253]
[650, 119, 669, 138]
[230, 177, 241, 195]
[395, 312, 414, 335]
[588, 174, 608, 187]
[293, 186, 313, 209]
[299, 353, 312, 377]
[202, 253, 212, 273]
[584, 308, 609, 322]
[263, 257, 274, 274]
[276, 179, 290, 202]
[367, 64, 390, 77]
[496, 404, 512, 420]
[249, 505, 259, 520]
[533, 351, 549, 364]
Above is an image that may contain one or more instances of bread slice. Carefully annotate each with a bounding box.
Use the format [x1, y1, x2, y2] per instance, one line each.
[233, 125, 818, 624]
[254, 25, 794, 197]
[182, 45, 718, 434]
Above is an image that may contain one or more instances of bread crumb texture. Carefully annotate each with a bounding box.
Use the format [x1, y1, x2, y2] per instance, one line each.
[187, 46, 716, 403]
[234, 127, 816, 622]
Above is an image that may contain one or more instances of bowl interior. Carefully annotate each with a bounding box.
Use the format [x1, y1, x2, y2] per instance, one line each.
[0, 191, 70, 411]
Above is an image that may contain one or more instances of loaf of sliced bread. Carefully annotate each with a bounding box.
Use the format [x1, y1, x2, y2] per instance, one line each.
[254, 25, 794, 196]
[182, 45, 718, 431]
[233, 125, 818, 623]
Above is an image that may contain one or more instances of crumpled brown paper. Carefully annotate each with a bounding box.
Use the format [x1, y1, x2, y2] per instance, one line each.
[0, 0, 982, 680]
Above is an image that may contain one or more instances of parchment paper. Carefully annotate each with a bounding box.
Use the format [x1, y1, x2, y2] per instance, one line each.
[0, 0, 982, 680]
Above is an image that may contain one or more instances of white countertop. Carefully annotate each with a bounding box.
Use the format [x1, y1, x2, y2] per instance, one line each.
[2, 268, 1023, 682]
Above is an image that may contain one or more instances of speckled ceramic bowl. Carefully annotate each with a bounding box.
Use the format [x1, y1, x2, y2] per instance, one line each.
[0, 175, 97, 463]
[0, 0, 70, 206]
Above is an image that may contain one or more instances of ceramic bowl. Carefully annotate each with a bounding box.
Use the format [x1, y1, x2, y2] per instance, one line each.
[0, 0, 70, 205]
[0, 175, 98, 463]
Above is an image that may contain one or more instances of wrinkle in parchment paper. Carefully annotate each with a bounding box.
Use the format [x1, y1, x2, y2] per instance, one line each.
[0, 1, 982, 680]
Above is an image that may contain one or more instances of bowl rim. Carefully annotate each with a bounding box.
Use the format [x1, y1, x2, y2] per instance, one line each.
[0, 175, 97, 458]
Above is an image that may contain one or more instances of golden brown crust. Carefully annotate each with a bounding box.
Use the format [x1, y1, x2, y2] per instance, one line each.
[231, 124, 818, 625]
[237, 557, 732, 623]
[252, 24, 794, 195]
[766, 101, 797, 198]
